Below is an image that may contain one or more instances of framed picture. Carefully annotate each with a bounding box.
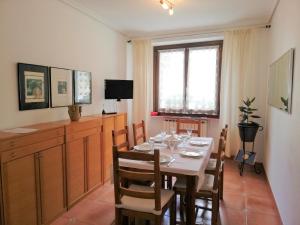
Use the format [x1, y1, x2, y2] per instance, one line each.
[74, 70, 92, 104]
[18, 63, 49, 110]
[50, 67, 73, 107]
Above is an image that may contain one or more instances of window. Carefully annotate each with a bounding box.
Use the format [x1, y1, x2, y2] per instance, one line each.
[153, 41, 223, 118]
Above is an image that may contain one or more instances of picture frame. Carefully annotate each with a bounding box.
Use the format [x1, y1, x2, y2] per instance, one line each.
[73, 70, 92, 104]
[50, 67, 73, 107]
[18, 63, 49, 110]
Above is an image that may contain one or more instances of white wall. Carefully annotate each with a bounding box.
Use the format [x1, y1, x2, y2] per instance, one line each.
[264, 0, 300, 224]
[0, 0, 127, 130]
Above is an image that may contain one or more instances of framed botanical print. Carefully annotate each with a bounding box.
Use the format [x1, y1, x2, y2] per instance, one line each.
[74, 70, 92, 104]
[50, 67, 73, 107]
[18, 63, 49, 110]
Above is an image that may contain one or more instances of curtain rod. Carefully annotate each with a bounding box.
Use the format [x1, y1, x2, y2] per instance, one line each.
[127, 24, 271, 43]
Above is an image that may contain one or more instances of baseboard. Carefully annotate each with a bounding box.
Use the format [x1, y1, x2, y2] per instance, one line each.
[261, 163, 284, 225]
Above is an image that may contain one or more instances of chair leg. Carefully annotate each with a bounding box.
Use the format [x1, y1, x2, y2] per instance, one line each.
[179, 193, 185, 223]
[170, 195, 176, 225]
[129, 217, 135, 225]
[115, 208, 122, 225]
[167, 176, 172, 189]
[155, 215, 162, 225]
[220, 164, 224, 200]
[211, 193, 219, 225]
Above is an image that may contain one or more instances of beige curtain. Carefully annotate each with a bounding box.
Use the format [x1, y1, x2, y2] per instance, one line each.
[132, 40, 153, 136]
[221, 29, 268, 158]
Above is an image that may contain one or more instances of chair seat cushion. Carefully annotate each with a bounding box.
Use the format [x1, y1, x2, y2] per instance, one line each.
[206, 158, 224, 172]
[116, 184, 174, 215]
[173, 174, 215, 192]
[206, 159, 217, 171]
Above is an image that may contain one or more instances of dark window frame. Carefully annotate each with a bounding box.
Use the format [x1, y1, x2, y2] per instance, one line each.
[153, 40, 223, 118]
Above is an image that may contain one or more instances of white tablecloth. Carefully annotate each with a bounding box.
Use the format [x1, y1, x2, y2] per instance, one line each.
[119, 137, 214, 190]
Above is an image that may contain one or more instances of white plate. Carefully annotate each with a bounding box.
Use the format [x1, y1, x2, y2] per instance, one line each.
[180, 150, 204, 158]
[179, 134, 189, 139]
[148, 154, 172, 164]
[189, 140, 209, 147]
[134, 143, 152, 152]
[154, 134, 171, 143]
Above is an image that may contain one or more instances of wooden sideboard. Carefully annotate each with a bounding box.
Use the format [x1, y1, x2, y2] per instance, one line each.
[0, 113, 127, 225]
[102, 114, 127, 182]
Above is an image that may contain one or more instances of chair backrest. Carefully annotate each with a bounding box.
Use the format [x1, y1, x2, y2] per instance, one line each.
[112, 126, 130, 151]
[112, 146, 162, 211]
[213, 132, 226, 190]
[221, 125, 228, 160]
[176, 119, 201, 136]
[132, 120, 146, 146]
[224, 124, 228, 141]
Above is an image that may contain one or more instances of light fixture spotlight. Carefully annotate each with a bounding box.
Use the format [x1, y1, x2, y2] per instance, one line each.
[160, 0, 169, 9]
[160, 0, 175, 15]
[169, 7, 174, 15]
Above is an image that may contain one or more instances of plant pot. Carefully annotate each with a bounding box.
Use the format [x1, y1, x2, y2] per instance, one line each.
[68, 105, 82, 121]
[238, 123, 259, 142]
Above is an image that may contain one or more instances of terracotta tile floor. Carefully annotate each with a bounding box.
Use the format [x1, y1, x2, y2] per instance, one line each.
[51, 160, 282, 225]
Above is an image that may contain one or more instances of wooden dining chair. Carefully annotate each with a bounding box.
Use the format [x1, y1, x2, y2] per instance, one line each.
[112, 126, 130, 151]
[173, 133, 225, 225]
[132, 120, 172, 190]
[132, 120, 146, 146]
[113, 147, 176, 225]
[176, 119, 202, 136]
[205, 124, 228, 199]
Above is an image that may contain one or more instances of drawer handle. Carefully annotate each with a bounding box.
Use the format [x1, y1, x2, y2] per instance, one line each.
[9, 152, 16, 158]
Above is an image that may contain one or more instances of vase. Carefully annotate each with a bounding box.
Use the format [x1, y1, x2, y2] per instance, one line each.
[68, 105, 82, 121]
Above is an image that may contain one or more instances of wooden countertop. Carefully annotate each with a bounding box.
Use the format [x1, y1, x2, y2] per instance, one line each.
[0, 113, 126, 141]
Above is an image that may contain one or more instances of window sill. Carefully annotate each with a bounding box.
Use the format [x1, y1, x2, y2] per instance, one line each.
[151, 113, 220, 119]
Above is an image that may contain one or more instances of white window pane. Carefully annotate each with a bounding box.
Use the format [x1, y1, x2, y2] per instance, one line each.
[186, 46, 218, 113]
[158, 49, 185, 112]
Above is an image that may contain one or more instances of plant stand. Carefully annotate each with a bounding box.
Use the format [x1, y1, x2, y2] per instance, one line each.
[235, 126, 263, 176]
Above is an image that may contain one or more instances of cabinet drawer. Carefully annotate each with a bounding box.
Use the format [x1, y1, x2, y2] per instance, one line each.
[1, 137, 64, 163]
[65, 119, 101, 134]
[0, 127, 64, 151]
[66, 127, 101, 142]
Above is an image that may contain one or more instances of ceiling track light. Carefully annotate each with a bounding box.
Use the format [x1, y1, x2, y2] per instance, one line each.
[160, 0, 175, 15]
[169, 6, 174, 15]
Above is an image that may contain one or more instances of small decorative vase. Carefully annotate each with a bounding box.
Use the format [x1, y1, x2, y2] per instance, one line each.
[68, 105, 82, 121]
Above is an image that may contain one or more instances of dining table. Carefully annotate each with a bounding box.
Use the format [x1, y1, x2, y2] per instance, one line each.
[119, 135, 214, 225]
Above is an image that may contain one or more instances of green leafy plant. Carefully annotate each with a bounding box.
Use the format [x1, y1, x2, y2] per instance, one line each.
[239, 97, 261, 124]
[280, 97, 289, 112]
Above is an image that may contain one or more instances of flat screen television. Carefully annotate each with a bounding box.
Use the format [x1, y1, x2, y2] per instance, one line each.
[105, 79, 133, 101]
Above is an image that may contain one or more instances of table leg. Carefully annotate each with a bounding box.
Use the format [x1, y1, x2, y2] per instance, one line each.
[185, 175, 196, 225]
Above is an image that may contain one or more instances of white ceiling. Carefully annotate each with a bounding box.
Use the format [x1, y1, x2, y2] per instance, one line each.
[70, 0, 278, 38]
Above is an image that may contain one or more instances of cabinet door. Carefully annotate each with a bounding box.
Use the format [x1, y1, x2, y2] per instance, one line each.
[86, 133, 102, 190]
[115, 114, 126, 131]
[102, 117, 115, 182]
[39, 145, 65, 224]
[66, 138, 85, 206]
[114, 114, 127, 149]
[2, 155, 38, 225]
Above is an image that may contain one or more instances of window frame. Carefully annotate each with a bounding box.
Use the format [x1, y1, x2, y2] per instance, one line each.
[153, 40, 223, 118]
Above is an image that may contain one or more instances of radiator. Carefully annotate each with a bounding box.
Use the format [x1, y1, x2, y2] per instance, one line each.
[163, 118, 208, 137]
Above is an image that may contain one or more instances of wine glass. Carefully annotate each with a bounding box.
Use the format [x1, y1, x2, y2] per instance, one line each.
[186, 128, 193, 138]
[148, 137, 155, 151]
[160, 131, 167, 139]
[167, 139, 177, 159]
[171, 130, 176, 137]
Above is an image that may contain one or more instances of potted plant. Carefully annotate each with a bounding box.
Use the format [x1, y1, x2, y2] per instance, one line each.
[238, 97, 262, 142]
